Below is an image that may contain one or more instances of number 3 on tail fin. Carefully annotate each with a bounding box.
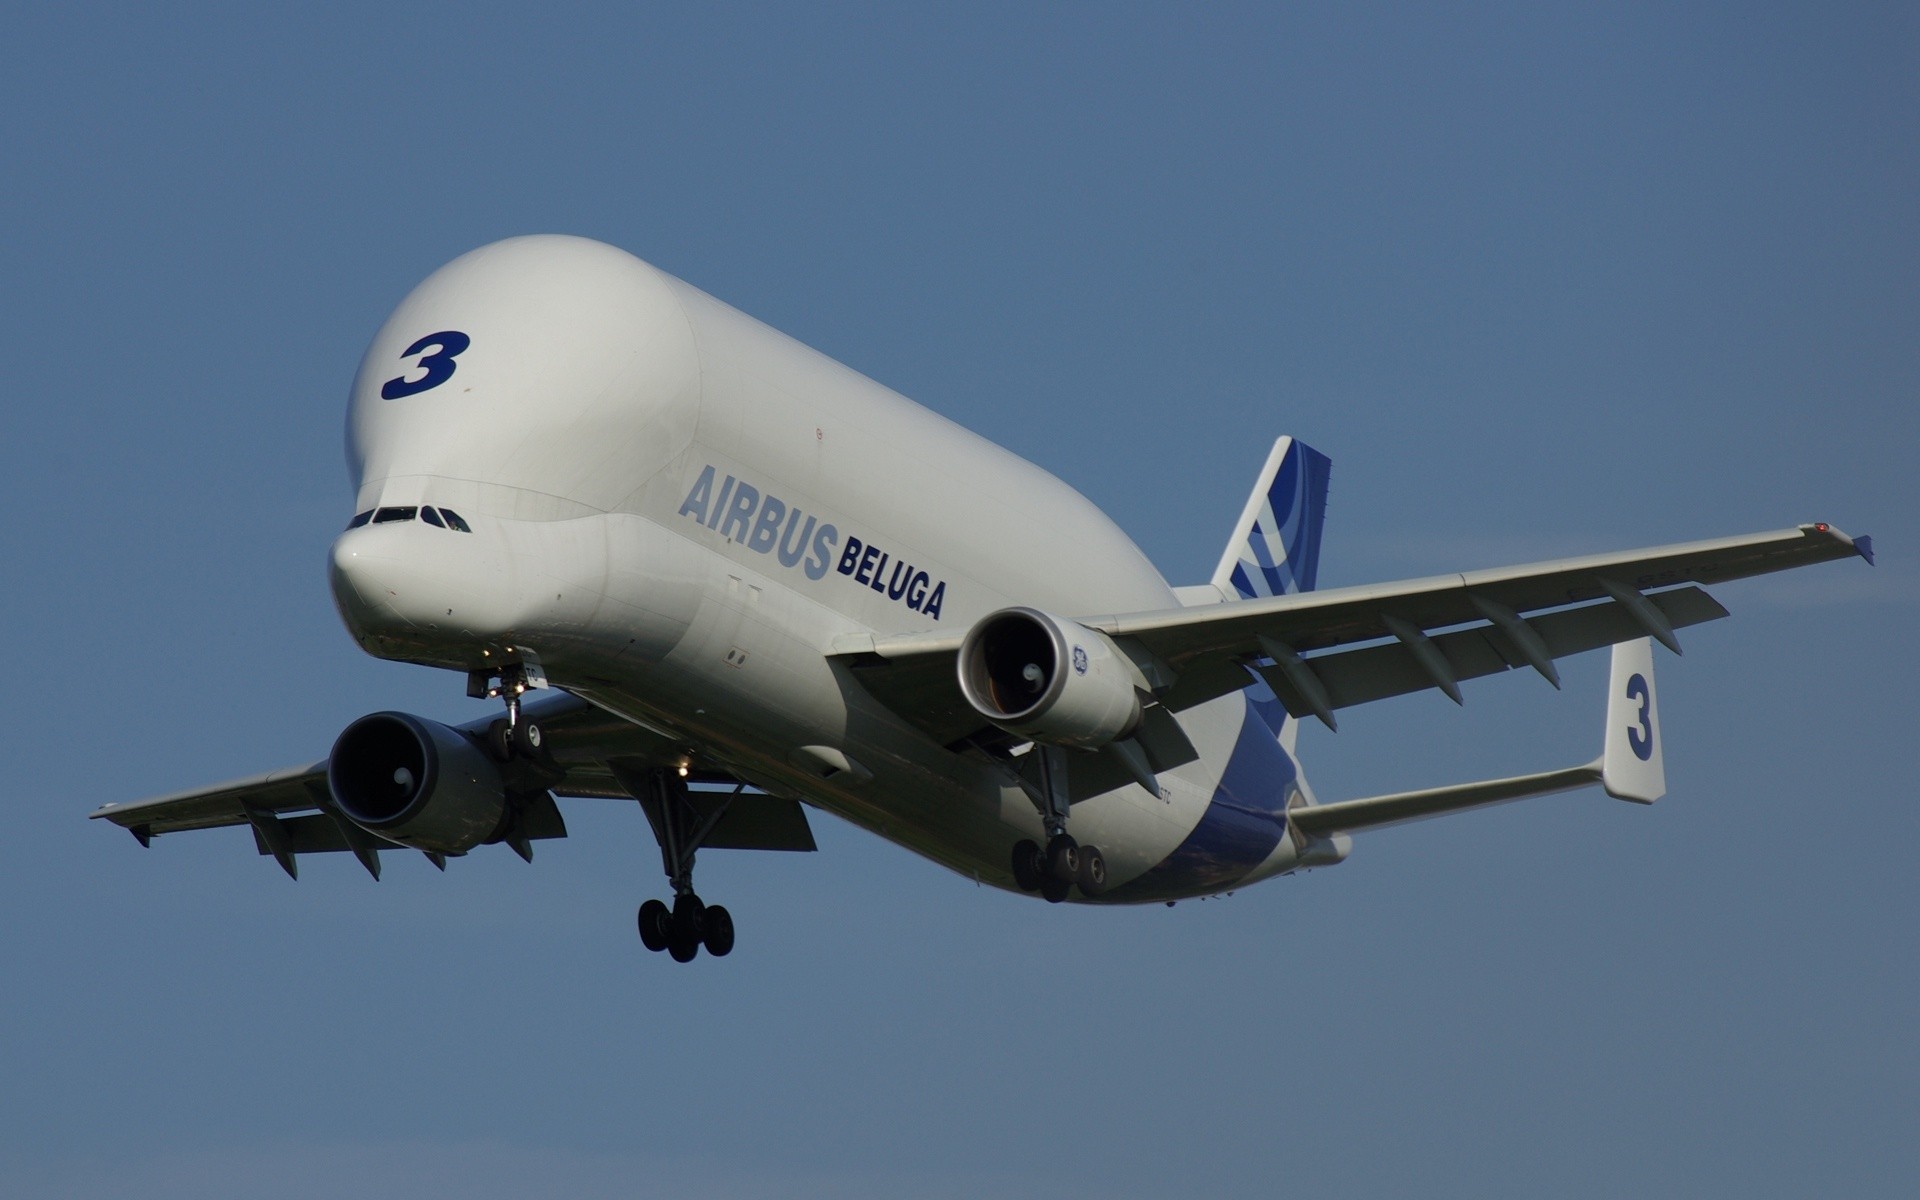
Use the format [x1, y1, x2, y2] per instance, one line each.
[1603, 638, 1666, 804]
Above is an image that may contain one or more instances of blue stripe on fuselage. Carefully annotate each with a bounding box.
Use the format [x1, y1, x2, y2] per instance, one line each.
[1100, 696, 1295, 903]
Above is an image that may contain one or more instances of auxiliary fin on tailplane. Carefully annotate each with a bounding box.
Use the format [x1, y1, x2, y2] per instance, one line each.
[1601, 637, 1665, 803]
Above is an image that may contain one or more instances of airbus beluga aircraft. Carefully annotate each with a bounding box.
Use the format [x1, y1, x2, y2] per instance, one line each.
[94, 235, 1873, 963]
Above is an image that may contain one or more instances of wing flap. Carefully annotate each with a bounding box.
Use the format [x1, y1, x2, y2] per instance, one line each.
[615, 762, 818, 854]
[701, 793, 818, 852]
[255, 812, 394, 856]
[1258, 585, 1727, 717]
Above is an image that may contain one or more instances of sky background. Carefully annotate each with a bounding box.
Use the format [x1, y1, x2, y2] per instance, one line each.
[2, 4, 1914, 1197]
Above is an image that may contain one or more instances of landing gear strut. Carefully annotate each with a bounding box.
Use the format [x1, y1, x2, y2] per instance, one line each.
[471, 663, 547, 763]
[630, 770, 737, 963]
[1011, 746, 1108, 902]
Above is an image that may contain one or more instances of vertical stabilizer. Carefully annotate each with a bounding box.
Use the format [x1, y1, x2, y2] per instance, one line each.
[1211, 436, 1333, 601]
[1214, 437, 1332, 742]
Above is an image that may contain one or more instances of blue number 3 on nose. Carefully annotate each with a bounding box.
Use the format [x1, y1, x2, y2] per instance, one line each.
[380, 331, 471, 400]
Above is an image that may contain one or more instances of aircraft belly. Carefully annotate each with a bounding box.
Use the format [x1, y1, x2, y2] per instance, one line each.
[572, 563, 1303, 904]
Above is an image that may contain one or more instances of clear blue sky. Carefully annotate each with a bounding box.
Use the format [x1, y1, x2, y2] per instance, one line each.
[3, 4, 1914, 1197]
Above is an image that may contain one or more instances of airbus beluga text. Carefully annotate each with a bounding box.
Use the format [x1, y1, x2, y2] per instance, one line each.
[94, 236, 1873, 963]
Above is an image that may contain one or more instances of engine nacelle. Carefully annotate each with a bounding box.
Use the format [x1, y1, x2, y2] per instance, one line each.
[957, 607, 1143, 749]
[328, 712, 510, 853]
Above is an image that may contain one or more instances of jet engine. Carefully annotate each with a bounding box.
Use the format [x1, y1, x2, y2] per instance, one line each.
[957, 607, 1143, 748]
[328, 712, 510, 853]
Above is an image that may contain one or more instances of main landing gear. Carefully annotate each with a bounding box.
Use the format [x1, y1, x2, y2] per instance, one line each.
[637, 893, 733, 963]
[630, 769, 736, 963]
[1011, 833, 1108, 903]
[1011, 746, 1109, 903]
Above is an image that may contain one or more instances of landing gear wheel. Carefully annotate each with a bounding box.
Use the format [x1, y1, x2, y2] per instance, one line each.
[1077, 844, 1108, 896]
[1040, 875, 1071, 903]
[1046, 834, 1080, 883]
[1011, 840, 1044, 892]
[511, 720, 545, 759]
[702, 905, 735, 957]
[637, 899, 670, 952]
[486, 718, 513, 763]
[667, 894, 705, 962]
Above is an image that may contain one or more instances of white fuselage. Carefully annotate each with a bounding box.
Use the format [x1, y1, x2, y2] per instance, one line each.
[329, 236, 1308, 901]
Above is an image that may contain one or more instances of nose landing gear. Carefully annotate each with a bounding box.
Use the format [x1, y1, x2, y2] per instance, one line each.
[471, 663, 549, 763]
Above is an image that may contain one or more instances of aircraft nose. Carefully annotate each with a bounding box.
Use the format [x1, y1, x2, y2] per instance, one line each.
[330, 529, 414, 635]
[327, 516, 520, 657]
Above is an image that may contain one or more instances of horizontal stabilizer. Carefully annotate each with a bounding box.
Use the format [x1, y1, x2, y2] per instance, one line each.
[1290, 633, 1682, 838]
[1289, 762, 1604, 837]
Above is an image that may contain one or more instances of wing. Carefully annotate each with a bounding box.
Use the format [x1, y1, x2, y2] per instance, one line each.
[91, 691, 814, 877]
[834, 523, 1872, 743]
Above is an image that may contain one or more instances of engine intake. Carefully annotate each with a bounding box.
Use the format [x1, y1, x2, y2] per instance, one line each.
[957, 607, 1143, 748]
[328, 712, 510, 853]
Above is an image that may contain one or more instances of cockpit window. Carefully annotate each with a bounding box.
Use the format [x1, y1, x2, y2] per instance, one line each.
[349, 505, 466, 531]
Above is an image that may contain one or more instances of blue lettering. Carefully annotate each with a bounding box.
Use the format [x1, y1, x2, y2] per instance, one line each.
[808, 523, 838, 580]
[678, 465, 716, 524]
[748, 495, 784, 554]
[674, 466, 947, 615]
[778, 511, 815, 568]
[707, 475, 737, 529]
[718, 482, 760, 542]
[837, 536, 863, 576]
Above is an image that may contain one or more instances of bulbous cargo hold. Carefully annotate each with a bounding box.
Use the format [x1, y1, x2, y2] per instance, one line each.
[327, 712, 511, 853]
[957, 607, 1144, 749]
